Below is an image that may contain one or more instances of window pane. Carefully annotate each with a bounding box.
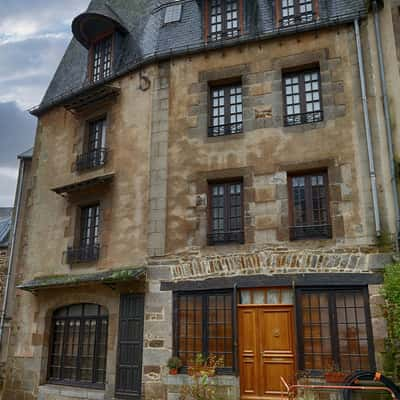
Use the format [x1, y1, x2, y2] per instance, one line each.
[336, 292, 370, 371]
[48, 304, 108, 386]
[301, 292, 333, 370]
[177, 292, 233, 371]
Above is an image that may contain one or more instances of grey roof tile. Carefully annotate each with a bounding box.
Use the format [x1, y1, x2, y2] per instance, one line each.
[35, 0, 368, 115]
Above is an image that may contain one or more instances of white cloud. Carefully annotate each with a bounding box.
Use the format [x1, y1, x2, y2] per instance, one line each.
[0, 167, 18, 207]
[0, 167, 18, 180]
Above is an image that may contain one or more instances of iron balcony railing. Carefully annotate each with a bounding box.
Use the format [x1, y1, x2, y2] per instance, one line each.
[290, 224, 332, 241]
[280, 13, 317, 28]
[208, 122, 243, 137]
[284, 111, 323, 127]
[208, 29, 241, 42]
[208, 230, 244, 246]
[65, 244, 100, 264]
[75, 148, 108, 172]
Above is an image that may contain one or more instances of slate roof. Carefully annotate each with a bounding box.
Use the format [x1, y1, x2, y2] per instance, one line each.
[18, 147, 33, 159]
[32, 0, 368, 116]
[0, 208, 13, 248]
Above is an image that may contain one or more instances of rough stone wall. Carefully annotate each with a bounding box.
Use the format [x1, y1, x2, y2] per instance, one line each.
[165, 26, 386, 258]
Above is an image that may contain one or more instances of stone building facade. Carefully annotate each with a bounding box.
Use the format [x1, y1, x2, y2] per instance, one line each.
[2, 0, 400, 400]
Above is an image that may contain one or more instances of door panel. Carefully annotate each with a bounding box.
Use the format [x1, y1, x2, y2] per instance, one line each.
[238, 308, 258, 397]
[115, 294, 145, 399]
[239, 306, 295, 399]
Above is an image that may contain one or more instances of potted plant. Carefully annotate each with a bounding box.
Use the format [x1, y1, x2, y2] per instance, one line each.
[187, 354, 224, 378]
[324, 362, 347, 383]
[167, 356, 182, 375]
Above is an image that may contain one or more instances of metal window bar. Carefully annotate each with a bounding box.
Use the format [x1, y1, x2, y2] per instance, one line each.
[48, 304, 108, 388]
[75, 148, 108, 172]
[65, 244, 100, 264]
[92, 36, 113, 83]
[176, 291, 234, 373]
[208, 122, 243, 137]
[290, 224, 332, 240]
[284, 111, 323, 126]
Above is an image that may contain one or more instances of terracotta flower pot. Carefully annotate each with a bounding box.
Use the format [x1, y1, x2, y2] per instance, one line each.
[325, 372, 347, 383]
[169, 368, 178, 375]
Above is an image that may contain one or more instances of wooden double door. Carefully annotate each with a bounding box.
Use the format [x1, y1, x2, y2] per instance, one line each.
[238, 306, 295, 399]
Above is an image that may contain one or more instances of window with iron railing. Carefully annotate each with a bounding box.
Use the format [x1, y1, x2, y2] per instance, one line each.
[66, 204, 100, 264]
[208, 181, 244, 245]
[91, 35, 113, 83]
[208, 0, 241, 41]
[76, 118, 107, 172]
[289, 172, 331, 240]
[283, 69, 323, 126]
[279, 0, 316, 27]
[209, 83, 243, 137]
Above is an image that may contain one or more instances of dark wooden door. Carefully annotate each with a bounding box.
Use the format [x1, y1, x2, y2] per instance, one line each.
[239, 306, 295, 399]
[115, 294, 145, 399]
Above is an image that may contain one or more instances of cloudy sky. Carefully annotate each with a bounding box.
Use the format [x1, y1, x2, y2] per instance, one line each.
[0, 0, 90, 207]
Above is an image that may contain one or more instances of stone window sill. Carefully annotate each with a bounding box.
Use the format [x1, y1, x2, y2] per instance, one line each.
[38, 384, 105, 399]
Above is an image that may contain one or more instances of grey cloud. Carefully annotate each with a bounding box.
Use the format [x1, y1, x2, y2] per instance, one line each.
[0, 102, 36, 167]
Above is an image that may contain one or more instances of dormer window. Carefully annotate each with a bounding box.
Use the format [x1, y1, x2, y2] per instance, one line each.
[91, 35, 113, 82]
[278, 0, 317, 27]
[207, 0, 242, 42]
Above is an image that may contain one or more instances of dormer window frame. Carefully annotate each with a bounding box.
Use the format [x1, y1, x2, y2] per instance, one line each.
[204, 0, 245, 43]
[88, 31, 115, 83]
[276, 0, 319, 28]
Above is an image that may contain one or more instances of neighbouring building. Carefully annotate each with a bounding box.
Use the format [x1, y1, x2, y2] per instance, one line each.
[0, 208, 12, 315]
[2, 0, 400, 399]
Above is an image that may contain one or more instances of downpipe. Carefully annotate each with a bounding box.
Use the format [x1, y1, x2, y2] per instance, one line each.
[354, 18, 382, 238]
[371, 0, 400, 252]
[0, 159, 25, 346]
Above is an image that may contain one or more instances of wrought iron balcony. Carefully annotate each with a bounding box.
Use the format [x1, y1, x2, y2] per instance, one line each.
[208, 29, 240, 42]
[290, 224, 332, 241]
[280, 13, 317, 28]
[75, 148, 107, 172]
[208, 122, 243, 137]
[208, 230, 244, 246]
[284, 111, 323, 127]
[65, 244, 100, 264]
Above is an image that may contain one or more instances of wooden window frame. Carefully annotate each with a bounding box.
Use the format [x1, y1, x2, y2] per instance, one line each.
[283, 68, 323, 126]
[204, 0, 244, 42]
[67, 203, 101, 264]
[288, 170, 331, 241]
[207, 179, 244, 245]
[275, 0, 319, 28]
[208, 80, 243, 137]
[173, 290, 236, 374]
[77, 116, 108, 172]
[47, 304, 108, 389]
[296, 287, 376, 374]
[88, 32, 115, 83]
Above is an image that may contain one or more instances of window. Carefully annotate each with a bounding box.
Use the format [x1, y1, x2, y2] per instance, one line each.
[280, 0, 315, 27]
[66, 204, 100, 264]
[208, 0, 241, 41]
[48, 304, 108, 388]
[175, 291, 234, 373]
[289, 172, 331, 240]
[283, 69, 322, 126]
[76, 117, 107, 172]
[208, 181, 244, 245]
[297, 288, 375, 373]
[209, 83, 243, 137]
[91, 35, 113, 82]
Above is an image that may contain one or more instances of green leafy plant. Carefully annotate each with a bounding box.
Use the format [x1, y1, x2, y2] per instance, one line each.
[179, 354, 224, 400]
[382, 263, 400, 381]
[167, 356, 183, 374]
